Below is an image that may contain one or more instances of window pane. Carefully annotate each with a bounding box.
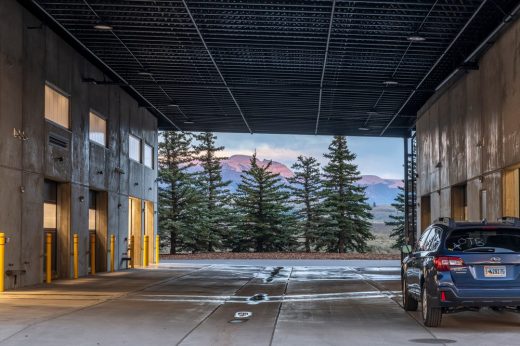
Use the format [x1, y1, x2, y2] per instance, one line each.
[144, 143, 153, 168]
[89, 112, 106, 146]
[45, 85, 69, 129]
[44, 203, 57, 229]
[89, 209, 96, 231]
[129, 135, 141, 162]
[446, 228, 520, 252]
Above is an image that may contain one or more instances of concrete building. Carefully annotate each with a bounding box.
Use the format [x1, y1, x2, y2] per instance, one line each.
[1, 0, 518, 290]
[0, 0, 158, 289]
[416, 13, 520, 233]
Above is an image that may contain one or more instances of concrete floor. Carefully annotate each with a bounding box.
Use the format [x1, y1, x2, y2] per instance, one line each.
[1, 261, 520, 346]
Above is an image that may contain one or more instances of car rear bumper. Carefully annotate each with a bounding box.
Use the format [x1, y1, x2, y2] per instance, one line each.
[439, 287, 520, 307]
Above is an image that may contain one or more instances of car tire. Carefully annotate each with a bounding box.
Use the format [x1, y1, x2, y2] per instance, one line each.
[402, 278, 418, 311]
[422, 287, 442, 327]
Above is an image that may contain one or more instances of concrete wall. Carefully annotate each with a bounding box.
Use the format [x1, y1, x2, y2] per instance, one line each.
[416, 14, 520, 235]
[0, 0, 158, 289]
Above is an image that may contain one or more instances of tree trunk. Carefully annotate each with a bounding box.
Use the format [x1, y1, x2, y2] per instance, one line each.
[338, 234, 345, 253]
[170, 231, 176, 254]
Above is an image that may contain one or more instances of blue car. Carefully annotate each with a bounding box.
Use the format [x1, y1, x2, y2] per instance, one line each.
[401, 217, 520, 327]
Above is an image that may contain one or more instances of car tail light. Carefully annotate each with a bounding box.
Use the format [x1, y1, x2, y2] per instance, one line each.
[434, 256, 464, 271]
[441, 291, 447, 302]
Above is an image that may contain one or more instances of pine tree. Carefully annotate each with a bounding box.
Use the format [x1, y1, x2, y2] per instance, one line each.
[288, 156, 323, 252]
[386, 186, 406, 249]
[193, 132, 231, 251]
[319, 136, 374, 253]
[158, 131, 202, 254]
[233, 153, 296, 252]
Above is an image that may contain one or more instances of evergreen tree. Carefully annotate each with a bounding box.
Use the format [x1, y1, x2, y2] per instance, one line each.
[193, 132, 231, 251]
[386, 186, 406, 249]
[233, 153, 296, 252]
[319, 136, 374, 253]
[158, 131, 202, 254]
[288, 156, 323, 252]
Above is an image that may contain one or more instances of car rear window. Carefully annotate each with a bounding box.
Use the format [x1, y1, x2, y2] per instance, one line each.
[445, 228, 520, 252]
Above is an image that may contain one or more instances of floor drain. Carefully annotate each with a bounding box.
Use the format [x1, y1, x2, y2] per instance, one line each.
[409, 339, 456, 344]
[249, 293, 268, 302]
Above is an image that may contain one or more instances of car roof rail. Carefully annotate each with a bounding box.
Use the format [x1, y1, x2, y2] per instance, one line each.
[497, 216, 520, 226]
[434, 217, 456, 228]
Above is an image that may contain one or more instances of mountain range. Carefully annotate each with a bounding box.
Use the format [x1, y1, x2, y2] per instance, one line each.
[192, 155, 403, 206]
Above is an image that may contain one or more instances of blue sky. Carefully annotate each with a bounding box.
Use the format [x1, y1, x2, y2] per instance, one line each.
[213, 133, 404, 179]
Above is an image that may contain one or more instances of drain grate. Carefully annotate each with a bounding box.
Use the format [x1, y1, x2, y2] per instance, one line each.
[409, 339, 457, 344]
[249, 293, 269, 302]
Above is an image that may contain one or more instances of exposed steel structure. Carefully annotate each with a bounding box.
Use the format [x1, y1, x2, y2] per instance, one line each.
[22, 0, 520, 136]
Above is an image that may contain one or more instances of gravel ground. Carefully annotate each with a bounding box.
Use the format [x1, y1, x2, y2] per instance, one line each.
[160, 252, 400, 261]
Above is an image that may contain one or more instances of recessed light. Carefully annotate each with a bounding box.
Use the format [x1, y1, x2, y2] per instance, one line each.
[358, 127, 370, 131]
[167, 103, 178, 107]
[366, 110, 379, 116]
[183, 121, 195, 124]
[407, 34, 425, 42]
[137, 70, 153, 76]
[93, 22, 113, 31]
[383, 80, 398, 86]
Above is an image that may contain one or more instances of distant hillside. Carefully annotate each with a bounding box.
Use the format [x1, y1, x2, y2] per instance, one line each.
[190, 155, 403, 207]
[358, 175, 403, 206]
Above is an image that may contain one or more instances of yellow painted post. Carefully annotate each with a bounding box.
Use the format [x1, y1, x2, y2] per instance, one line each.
[89, 233, 96, 275]
[45, 232, 52, 284]
[130, 235, 134, 269]
[155, 235, 160, 265]
[73, 234, 79, 279]
[143, 235, 149, 267]
[110, 234, 115, 272]
[0, 233, 5, 292]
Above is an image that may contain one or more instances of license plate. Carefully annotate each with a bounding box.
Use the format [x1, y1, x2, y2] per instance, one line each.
[484, 266, 506, 278]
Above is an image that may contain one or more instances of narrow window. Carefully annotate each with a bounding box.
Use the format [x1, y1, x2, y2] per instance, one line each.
[89, 111, 107, 147]
[451, 184, 467, 221]
[144, 143, 153, 169]
[44, 84, 70, 129]
[129, 134, 141, 163]
[89, 190, 97, 232]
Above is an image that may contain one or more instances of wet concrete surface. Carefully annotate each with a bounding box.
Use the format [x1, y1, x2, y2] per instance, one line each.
[1, 261, 520, 345]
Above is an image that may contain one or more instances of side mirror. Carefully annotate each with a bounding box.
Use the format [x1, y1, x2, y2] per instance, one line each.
[401, 245, 413, 254]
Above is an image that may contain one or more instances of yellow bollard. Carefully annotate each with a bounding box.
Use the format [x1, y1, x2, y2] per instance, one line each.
[0, 233, 5, 292]
[130, 235, 134, 269]
[90, 233, 96, 275]
[45, 232, 52, 284]
[110, 234, 115, 272]
[73, 234, 79, 279]
[155, 235, 160, 265]
[143, 235, 149, 267]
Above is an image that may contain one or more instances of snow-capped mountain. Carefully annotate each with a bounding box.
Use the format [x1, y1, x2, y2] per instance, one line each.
[193, 155, 403, 206]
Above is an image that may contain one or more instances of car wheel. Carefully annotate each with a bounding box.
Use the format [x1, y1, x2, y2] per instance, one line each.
[402, 278, 418, 311]
[422, 286, 442, 327]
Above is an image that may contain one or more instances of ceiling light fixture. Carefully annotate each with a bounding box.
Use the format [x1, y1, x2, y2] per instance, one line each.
[93, 22, 113, 31]
[137, 70, 153, 76]
[167, 103, 178, 107]
[407, 33, 426, 42]
[382, 80, 398, 86]
[358, 127, 370, 131]
[183, 121, 195, 124]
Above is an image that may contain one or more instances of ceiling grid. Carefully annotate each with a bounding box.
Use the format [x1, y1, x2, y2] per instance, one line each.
[26, 0, 520, 136]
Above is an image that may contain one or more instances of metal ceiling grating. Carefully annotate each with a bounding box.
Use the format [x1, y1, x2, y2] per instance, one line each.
[23, 0, 520, 137]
